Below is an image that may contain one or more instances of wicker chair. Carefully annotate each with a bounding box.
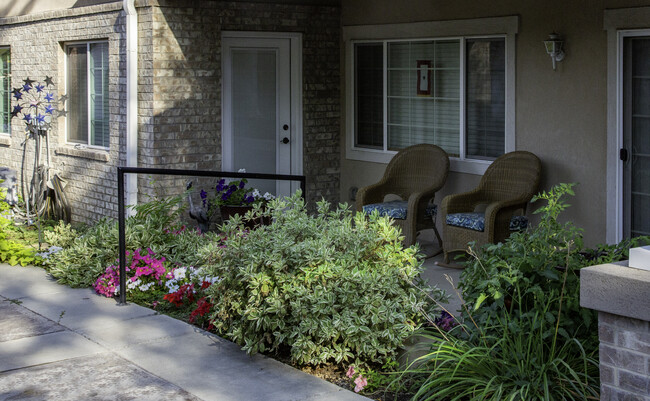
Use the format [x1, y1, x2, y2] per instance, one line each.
[356, 144, 449, 248]
[440, 151, 542, 264]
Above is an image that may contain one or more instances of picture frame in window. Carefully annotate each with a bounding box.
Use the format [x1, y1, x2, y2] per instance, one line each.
[416, 60, 431, 96]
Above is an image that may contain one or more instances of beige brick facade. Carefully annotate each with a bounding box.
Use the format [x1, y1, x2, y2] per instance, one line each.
[0, 1, 340, 223]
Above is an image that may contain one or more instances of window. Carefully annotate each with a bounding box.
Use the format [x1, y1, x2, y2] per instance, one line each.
[66, 42, 109, 147]
[0, 48, 10, 135]
[354, 38, 504, 160]
[344, 17, 517, 173]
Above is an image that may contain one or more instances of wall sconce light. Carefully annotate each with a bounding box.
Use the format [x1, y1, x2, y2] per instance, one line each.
[544, 33, 565, 70]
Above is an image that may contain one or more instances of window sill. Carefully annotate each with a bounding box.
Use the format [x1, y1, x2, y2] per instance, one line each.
[346, 147, 491, 175]
[0, 135, 10, 146]
[55, 145, 110, 162]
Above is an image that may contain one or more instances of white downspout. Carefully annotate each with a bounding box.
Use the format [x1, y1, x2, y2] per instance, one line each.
[124, 0, 138, 215]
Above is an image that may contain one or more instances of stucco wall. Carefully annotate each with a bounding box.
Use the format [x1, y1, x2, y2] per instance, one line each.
[340, 0, 650, 246]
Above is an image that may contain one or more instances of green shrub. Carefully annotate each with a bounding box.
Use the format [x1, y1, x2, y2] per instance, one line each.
[401, 183, 646, 400]
[44, 220, 82, 248]
[460, 183, 648, 346]
[0, 183, 43, 266]
[201, 192, 446, 366]
[45, 193, 215, 287]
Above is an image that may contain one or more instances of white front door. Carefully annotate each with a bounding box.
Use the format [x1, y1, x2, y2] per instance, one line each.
[222, 33, 302, 197]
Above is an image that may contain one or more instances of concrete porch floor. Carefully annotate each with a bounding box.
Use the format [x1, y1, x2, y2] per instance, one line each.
[415, 230, 467, 316]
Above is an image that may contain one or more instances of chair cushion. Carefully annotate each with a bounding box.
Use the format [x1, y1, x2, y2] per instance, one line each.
[446, 212, 528, 232]
[362, 200, 437, 220]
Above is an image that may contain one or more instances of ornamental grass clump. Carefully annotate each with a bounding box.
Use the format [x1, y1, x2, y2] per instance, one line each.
[200, 191, 446, 366]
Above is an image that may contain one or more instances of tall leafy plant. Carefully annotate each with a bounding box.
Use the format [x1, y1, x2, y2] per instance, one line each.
[401, 183, 646, 400]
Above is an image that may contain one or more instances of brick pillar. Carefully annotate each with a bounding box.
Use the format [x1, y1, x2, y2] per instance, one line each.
[598, 312, 650, 400]
[581, 262, 650, 401]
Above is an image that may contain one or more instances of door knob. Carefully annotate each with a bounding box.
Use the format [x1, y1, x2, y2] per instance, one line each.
[281, 137, 290, 144]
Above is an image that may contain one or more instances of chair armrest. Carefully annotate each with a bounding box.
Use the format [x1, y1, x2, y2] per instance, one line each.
[483, 199, 529, 242]
[355, 181, 391, 211]
[440, 189, 485, 216]
[406, 187, 439, 217]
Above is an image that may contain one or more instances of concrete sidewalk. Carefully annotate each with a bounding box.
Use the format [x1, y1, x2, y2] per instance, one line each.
[0, 263, 368, 401]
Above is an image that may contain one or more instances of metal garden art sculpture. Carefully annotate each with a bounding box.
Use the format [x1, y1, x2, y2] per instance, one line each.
[10, 76, 70, 224]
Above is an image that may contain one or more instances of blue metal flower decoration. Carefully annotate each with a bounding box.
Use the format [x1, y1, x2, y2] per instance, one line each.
[10, 76, 67, 139]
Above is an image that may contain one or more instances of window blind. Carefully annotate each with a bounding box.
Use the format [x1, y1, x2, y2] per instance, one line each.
[67, 42, 109, 147]
[90, 42, 109, 148]
[355, 43, 383, 148]
[67, 45, 88, 144]
[387, 40, 460, 155]
[0, 49, 9, 134]
[353, 37, 506, 160]
[466, 39, 505, 160]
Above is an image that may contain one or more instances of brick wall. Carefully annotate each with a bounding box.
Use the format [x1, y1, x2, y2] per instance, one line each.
[145, 0, 341, 205]
[599, 311, 650, 400]
[0, 3, 126, 224]
[0, 1, 341, 223]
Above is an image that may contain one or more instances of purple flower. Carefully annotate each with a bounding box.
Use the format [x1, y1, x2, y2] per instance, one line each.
[216, 179, 226, 192]
[434, 311, 458, 331]
[244, 195, 254, 204]
[238, 180, 246, 189]
[200, 189, 208, 208]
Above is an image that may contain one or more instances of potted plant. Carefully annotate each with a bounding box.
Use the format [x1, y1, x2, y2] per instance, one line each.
[203, 173, 275, 227]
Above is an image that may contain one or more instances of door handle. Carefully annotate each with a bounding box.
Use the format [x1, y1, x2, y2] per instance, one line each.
[620, 148, 629, 162]
[283, 124, 289, 131]
[281, 137, 290, 144]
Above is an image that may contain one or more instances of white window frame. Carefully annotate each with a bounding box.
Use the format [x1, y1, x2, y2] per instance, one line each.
[604, 7, 650, 244]
[0, 47, 10, 136]
[64, 40, 109, 149]
[344, 16, 518, 175]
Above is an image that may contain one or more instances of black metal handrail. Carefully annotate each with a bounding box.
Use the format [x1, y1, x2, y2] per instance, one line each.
[117, 167, 306, 305]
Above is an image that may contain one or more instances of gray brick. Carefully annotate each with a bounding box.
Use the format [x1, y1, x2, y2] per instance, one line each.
[619, 370, 650, 396]
[600, 344, 646, 374]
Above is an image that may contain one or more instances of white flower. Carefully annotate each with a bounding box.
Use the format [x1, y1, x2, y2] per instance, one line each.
[238, 168, 246, 173]
[127, 278, 141, 290]
[252, 189, 261, 198]
[263, 192, 275, 200]
[139, 282, 154, 292]
[173, 267, 187, 280]
[166, 282, 179, 293]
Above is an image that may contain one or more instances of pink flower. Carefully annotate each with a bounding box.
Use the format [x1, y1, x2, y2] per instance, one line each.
[353, 375, 367, 393]
[346, 365, 355, 378]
